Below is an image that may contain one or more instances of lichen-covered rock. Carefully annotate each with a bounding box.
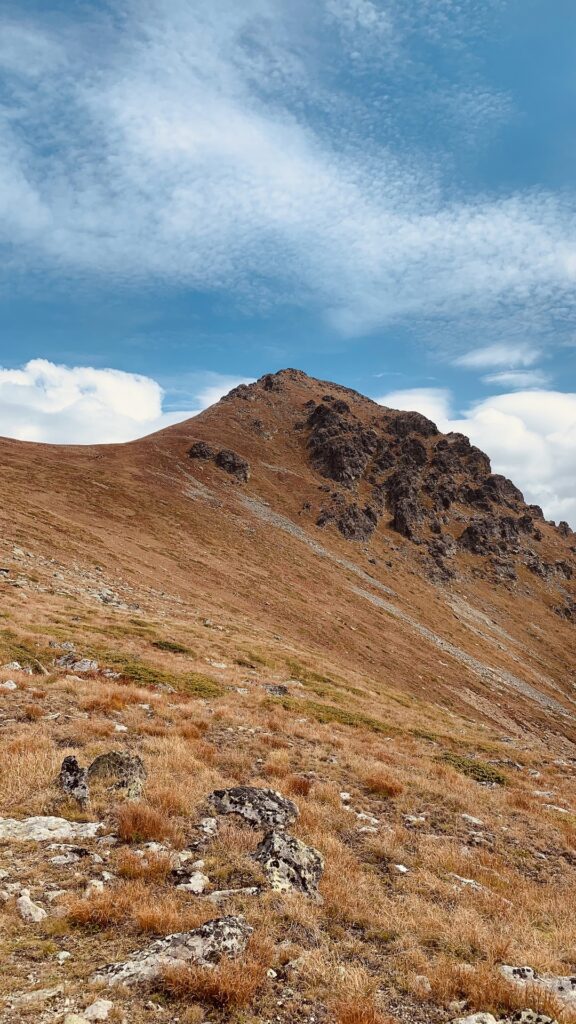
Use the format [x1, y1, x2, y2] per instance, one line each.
[501, 966, 576, 1005]
[87, 751, 146, 799]
[0, 816, 102, 841]
[55, 654, 99, 673]
[210, 787, 298, 829]
[253, 830, 324, 895]
[95, 916, 252, 986]
[58, 756, 89, 807]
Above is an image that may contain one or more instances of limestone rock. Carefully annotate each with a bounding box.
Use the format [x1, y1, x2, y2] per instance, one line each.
[210, 786, 298, 829]
[17, 893, 47, 923]
[95, 915, 253, 986]
[254, 830, 324, 895]
[84, 998, 114, 1021]
[0, 816, 102, 841]
[501, 966, 576, 1005]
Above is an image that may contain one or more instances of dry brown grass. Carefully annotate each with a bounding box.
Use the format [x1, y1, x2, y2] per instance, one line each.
[333, 998, 393, 1024]
[161, 934, 273, 1010]
[361, 767, 404, 799]
[115, 848, 173, 881]
[285, 773, 313, 797]
[67, 880, 212, 935]
[114, 801, 184, 846]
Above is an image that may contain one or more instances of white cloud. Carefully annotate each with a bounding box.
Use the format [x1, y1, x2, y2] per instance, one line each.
[375, 386, 576, 526]
[454, 343, 542, 369]
[0, 360, 247, 444]
[0, 1, 575, 343]
[482, 370, 550, 388]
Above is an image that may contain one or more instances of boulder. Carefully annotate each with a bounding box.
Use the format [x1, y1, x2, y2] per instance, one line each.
[210, 786, 298, 829]
[214, 449, 250, 482]
[253, 830, 324, 895]
[188, 440, 216, 460]
[58, 756, 89, 807]
[17, 893, 47, 923]
[95, 916, 252, 986]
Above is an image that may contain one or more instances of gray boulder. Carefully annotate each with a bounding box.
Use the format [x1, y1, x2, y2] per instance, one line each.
[95, 916, 252, 986]
[210, 786, 298, 829]
[254, 830, 324, 895]
[501, 966, 576, 1005]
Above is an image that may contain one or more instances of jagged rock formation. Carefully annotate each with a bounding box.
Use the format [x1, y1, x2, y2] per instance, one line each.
[253, 830, 324, 895]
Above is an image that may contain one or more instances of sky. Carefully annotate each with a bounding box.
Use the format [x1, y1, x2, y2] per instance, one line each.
[1, 0, 576, 523]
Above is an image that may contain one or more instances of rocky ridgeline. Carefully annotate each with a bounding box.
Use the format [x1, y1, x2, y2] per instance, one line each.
[295, 391, 575, 595]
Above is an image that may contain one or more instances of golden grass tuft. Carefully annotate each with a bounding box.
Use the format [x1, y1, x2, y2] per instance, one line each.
[114, 801, 184, 846]
[160, 935, 273, 1010]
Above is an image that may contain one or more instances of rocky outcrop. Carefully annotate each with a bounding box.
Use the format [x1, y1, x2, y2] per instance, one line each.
[210, 787, 298, 829]
[253, 830, 324, 895]
[307, 398, 377, 486]
[95, 916, 252, 986]
[189, 442, 250, 482]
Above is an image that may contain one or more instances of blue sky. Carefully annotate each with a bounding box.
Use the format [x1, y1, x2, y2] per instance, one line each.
[1, 1, 576, 522]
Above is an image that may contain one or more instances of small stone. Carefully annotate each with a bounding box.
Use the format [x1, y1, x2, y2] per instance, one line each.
[176, 871, 209, 894]
[85, 879, 105, 897]
[84, 998, 114, 1021]
[17, 894, 47, 923]
[340, 792, 351, 803]
[267, 968, 278, 979]
[461, 814, 484, 826]
[114, 723, 128, 733]
[59, 756, 89, 807]
[0, 680, 17, 690]
[392, 863, 409, 874]
[64, 1015, 89, 1024]
[56, 951, 72, 963]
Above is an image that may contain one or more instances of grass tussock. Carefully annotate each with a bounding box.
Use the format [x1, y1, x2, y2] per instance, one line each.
[161, 935, 273, 1010]
[441, 752, 508, 786]
[115, 801, 184, 846]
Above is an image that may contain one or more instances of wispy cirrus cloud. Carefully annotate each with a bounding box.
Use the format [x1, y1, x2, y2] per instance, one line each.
[454, 343, 543, 370]
[0, 0, 575, 347]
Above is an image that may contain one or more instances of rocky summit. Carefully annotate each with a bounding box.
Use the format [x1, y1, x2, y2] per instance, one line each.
[0, 369, 575, 1024]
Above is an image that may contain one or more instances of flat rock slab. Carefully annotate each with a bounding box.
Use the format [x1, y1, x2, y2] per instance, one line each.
[502, 966, 576, 1005]
[0, 816, 103, 841]
[95, 915, 253, 986]
[210, 786, 298, 829]
[254, 830, 324, 895]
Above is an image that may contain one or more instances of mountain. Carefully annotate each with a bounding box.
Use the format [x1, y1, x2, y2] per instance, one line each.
[0, 369, 575, 1024]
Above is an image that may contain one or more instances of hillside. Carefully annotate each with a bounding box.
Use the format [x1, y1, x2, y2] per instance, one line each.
[0, 368, 575, 1024]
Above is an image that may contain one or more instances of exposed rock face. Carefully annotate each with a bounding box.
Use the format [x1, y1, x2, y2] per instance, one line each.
[17, 893, 47, 923]
[58, 756, 89, 807]
[0, 816, 102, 841]
[253, 830, 324, 895]
[95, 916, 253, 986]
[210, 786, 298, 829]
[307, 398, 377, 486]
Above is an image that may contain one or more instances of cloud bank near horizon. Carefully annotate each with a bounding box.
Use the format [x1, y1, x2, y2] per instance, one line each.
[0, 360, 248, 444]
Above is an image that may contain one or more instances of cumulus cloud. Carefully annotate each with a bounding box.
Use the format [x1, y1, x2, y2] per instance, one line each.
[0, 360, 248, 444]
[0, 1, 575, 343]
[375, 386, 576, 526]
